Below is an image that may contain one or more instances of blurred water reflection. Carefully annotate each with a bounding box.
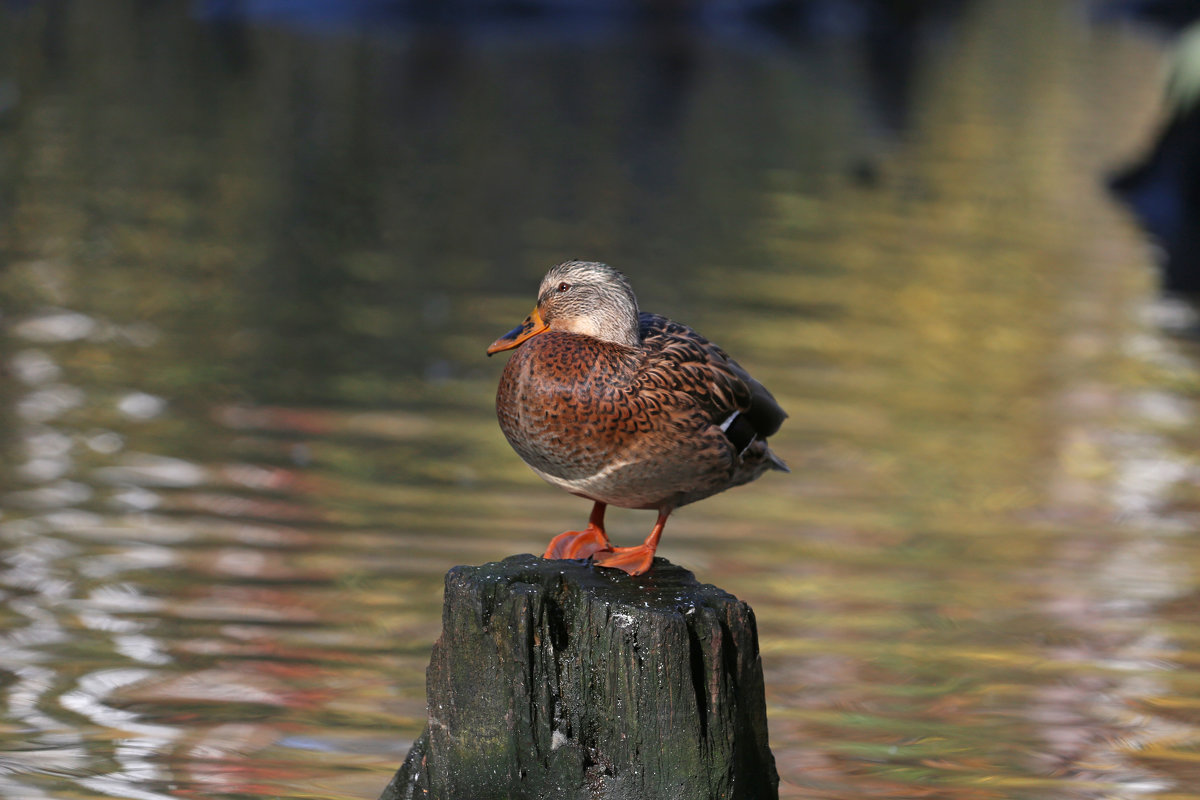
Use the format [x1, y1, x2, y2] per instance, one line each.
[3, 1, 1200, 798]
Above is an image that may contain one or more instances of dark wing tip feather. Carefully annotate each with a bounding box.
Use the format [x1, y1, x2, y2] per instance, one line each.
[744, 377, 787, 439]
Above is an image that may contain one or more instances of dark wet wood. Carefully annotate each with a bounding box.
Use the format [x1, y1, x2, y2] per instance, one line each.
[379, 554, 778, 800]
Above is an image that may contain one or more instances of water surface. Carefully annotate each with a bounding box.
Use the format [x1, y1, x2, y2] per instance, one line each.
[3, 2, 1200, 798]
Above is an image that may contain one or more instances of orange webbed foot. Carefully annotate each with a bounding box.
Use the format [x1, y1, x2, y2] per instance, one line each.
[542, 501, 612, 561]
[543, 526, 612, 560]
[590, 545, 656, 576]
[589, 509, 670, 577]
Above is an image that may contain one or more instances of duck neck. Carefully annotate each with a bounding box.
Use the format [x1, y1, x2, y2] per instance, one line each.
[553, 300, 641, 349]
[598, 289, 642, 348]
[596, 312, 641, 349]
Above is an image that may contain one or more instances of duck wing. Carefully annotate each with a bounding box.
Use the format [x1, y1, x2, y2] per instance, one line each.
[637, 312, 788, 469]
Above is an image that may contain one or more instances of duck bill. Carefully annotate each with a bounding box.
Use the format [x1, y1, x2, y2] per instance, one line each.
[487, 307, 548, 355]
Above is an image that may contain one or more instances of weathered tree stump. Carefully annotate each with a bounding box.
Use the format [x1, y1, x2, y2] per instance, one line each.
[379, 554, 778, 800]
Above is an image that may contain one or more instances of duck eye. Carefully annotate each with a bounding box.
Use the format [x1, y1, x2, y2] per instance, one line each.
[557, 282, 570, 293]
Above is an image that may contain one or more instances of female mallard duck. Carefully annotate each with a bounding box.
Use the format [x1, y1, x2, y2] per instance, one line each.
[487, 261, 788, 576]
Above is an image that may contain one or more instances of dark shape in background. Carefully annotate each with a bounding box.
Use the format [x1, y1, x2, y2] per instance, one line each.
[1110, 88, 1200, 296]
[1104, 0, 1200, 299]
[1096, 0, 1200, 31]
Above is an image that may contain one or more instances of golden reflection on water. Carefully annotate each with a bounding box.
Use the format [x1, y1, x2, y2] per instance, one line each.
[3, 1, 1200, 799]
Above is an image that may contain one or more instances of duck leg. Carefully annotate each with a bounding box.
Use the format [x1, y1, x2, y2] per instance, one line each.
[591, 509, 670, 576]
[543, 501, 613, 560]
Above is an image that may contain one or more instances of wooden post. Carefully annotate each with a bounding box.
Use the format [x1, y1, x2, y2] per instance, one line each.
[379, 554, 778, 800]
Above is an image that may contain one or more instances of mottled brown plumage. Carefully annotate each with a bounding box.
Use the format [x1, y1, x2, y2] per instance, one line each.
[487, 261, 788, 575]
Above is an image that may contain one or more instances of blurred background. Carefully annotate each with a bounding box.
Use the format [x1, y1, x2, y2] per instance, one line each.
[4, 0, 1200, 798]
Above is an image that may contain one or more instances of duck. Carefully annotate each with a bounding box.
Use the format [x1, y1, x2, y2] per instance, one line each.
[486, 260, 788, 576]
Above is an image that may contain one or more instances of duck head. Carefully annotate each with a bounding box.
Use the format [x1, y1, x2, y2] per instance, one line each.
[487, 261, 641, 354]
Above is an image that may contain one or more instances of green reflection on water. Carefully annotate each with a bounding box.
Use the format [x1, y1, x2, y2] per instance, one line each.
[3, 1, 1200, 799]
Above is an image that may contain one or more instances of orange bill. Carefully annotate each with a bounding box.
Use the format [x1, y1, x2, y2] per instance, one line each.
[487, 307, 548, 355]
